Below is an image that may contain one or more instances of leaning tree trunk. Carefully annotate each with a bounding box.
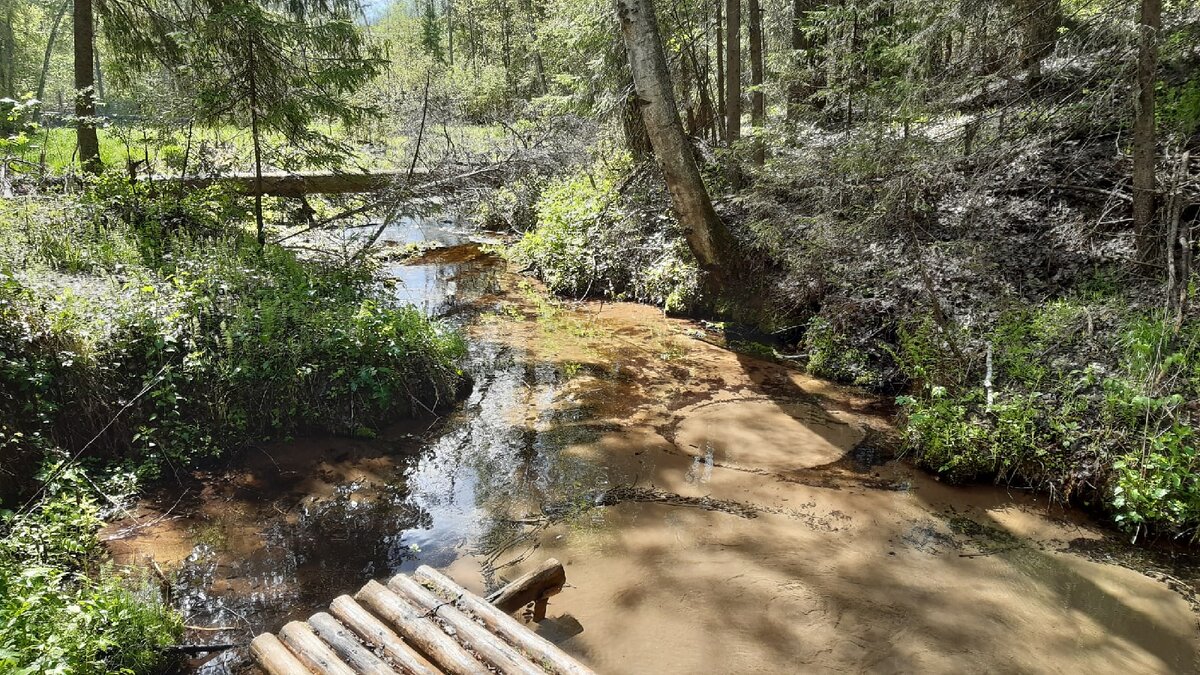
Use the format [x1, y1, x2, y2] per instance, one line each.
[1133, 0, 1161, 267]
[614, 0, 732, 277]
[73, 0, 102, 173]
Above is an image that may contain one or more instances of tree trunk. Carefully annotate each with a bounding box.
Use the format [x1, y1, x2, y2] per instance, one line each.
[2, 4, 15, 98]
[786, 0, 808, 122]
[724, 0, 740, 186]
[1021, 0, 1061, 85]
[1133, 0, 1161, 266]
[73, 0, 102, 173]
[748, 0, 764, 165]
[247, 35, 265, 248]
[93, 42, 105, 105]
[614, 0, 732, 277]
[446, 0, 453, 66]
[715, 0, 725, 142]
[38, 0, 70, 101]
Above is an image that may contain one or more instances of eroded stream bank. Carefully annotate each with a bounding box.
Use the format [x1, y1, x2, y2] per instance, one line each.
[106, 216, 1200, 674]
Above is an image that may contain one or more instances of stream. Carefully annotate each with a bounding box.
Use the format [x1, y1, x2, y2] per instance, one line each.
[106, 215, 1200, 674]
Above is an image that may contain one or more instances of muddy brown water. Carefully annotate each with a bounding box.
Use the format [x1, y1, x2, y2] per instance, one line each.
[105, 216, 1200, 674]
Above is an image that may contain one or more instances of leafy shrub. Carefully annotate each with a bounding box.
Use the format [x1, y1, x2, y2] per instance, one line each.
[0, 178, 465, 484]
[897, 300, 1200, 542]
[511, 159, 702, 313]
[803, 316, 886, 388]
[0, 470, 182, 673]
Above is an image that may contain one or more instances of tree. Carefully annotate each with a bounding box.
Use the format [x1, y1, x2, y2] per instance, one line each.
[74, 0, 101, 173]
[724, 0, 739, 184]
[420, 0, 444, 62]
[614, 0, 732, 277]
[101, 0, 384, 243]
[747, 0, 763, 165]
[37, 0, 70, 100]
[1132, 0, 1161, 267]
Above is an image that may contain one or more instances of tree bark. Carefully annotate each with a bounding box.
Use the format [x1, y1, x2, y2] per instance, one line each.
[715, 0, 725, 142]
[724, 0, 740, 185]
[1133, 0, 1161, 266]
[73, 0, 102, 173]
[2, 4, 15, 98]
[1020, 0, 1061, 85]
[747, 0, 764, 165]
[446, 0, 453, 65]
[38, 0, 71, 101]
[247, 34, 265, 248]
[615, 0, 732, 277]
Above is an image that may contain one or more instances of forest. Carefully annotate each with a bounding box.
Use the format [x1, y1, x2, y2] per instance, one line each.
[1, 0, 1199, 671]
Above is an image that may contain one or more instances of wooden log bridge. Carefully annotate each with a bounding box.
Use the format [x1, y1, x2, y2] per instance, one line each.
[250, 558, 594, 675]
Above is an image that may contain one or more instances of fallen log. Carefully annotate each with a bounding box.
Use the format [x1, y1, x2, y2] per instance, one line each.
[308, 612, 401, 675]
[487, 557, 567, 618]
[279, 621, 358, 675]
[415, 564, 595, 675]
[168, 170, 417, 196]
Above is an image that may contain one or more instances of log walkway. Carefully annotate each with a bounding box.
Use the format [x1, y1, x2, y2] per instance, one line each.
[250, 558, 595, 675]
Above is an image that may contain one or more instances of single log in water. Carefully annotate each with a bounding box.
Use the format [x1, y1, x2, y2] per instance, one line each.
[487, 557, 568, 618]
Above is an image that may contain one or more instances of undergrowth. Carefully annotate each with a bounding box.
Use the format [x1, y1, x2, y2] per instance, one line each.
[509, 154, 702, 314]
[0, 174, 466, 671]
[896, 301, 1200, 542]
[0, 469, 182, 674]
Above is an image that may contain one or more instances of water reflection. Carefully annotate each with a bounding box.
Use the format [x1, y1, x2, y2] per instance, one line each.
[112, 215, 613, 673]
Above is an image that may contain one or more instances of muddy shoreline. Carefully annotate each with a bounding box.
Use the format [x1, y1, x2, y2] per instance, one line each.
[105, 219, 1200, 674]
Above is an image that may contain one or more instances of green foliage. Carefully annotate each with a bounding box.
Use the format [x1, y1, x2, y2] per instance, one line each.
[0, 180, 465, 485]
[803, 316, 883, 388]
[896, 302, 1200, 541]
[512, 159, 702, 313]
[0, 97, 39, 158]
[0, 470, 182, 674]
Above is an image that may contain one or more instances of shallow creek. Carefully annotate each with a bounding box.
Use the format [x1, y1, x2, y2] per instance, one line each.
[106, 216, 1200, 674]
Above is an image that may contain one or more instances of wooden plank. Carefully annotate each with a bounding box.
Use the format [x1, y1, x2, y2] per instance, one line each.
[329, 595, 442, 675]
[356, 580, 488, 675]
[279, 621, 358, 675]
[250, 633, 312, 675]
[486, 559, 566, 616]
[387, 574, 545, 675]
[308, 611, 402, 675]
[415, 566, 595, 675]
